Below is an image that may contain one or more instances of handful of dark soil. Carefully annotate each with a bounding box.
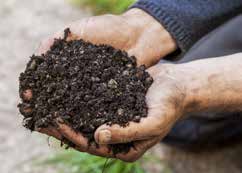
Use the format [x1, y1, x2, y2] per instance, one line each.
[18, 28, 153, 154]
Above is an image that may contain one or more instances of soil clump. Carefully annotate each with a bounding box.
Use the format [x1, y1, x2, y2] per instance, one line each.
[18, 28, 153, 154]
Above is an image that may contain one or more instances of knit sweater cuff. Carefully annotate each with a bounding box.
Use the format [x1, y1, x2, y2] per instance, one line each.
[130, 0, 191, 53]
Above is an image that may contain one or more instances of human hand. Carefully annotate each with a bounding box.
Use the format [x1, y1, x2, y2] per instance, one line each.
[37, 8, 176, 67]
[22, 63, 189, 162]
[92, 64, 189, 161]
[21, 9, 178, 162]
[93, 53, 242, 161]
[23, 52, 242, 162]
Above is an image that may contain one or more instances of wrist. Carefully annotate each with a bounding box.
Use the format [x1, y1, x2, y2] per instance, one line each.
[122, 9, 177, 64]
[172, 62, 214, 115]
[179, 54, 242, 115]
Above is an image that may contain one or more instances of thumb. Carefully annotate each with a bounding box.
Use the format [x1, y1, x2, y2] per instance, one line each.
[94, 114, 170, 144]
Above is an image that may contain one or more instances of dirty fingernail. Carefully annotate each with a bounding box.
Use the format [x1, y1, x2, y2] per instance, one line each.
[22, 89, 33, 100]
[98, 130, 111, 144]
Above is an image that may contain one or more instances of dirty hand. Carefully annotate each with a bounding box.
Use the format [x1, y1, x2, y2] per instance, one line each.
[21, 8, 178, 162]
[32, 54, 242, 162]
[94, 53, 242, 161]
[93, 64, 189, 161]
[22, 63, 188, 162]
[37, 8, 176, 67]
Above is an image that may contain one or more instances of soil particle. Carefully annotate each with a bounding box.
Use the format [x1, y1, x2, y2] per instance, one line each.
[18, 28, 153, 154]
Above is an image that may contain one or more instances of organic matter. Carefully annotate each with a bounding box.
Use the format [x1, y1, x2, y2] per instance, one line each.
[18, 28, 153, 154]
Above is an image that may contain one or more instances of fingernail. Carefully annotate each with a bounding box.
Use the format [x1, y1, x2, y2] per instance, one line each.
[98, 130, 111, 144]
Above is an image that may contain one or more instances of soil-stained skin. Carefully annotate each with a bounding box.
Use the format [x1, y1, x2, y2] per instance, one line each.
[18, 28, 153, 154]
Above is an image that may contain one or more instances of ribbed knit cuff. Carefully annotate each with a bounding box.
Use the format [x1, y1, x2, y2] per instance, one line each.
[130, 0, 192, 53]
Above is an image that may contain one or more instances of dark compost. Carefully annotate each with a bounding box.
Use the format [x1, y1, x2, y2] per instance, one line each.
[18, 28, 153, 154]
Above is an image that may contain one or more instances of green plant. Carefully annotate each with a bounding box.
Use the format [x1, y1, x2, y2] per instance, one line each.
[41, 149, 145, 173]
[70, 0, 136, 14]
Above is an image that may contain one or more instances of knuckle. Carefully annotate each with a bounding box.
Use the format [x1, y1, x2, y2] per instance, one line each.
[119, 151, 141, 162]
[124, 155, 139, 162]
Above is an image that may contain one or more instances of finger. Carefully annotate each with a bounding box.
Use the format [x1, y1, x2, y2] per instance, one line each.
[21, 89, 33, 101]
[19, 89, 33, 115]
[86, 138, 159, 162]
[126, 40, 160, 67]
[18, 103, 33, 116]
[36, 127, 62, 140]
[127, 48, 150, 67]
[54, 118, 89, 151]
[116, 137, 160, 162]
[95, 115, 165, 144]
[37, 124, 158, 162]
[54, 116, 159, 161]
[37, 29, 77, 55]
[36, 20, 88, 55]
[37, 37, 56, 55]
[79, 144, 114, 158]
[36, 30, 64, 55]
[55, 118, 116, 156]
[76, 138, 159, 162]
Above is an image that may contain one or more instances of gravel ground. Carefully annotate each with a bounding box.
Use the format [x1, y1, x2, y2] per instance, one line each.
[0, 0, 242, 173]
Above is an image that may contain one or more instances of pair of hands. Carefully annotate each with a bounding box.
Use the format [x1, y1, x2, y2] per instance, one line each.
[22, 9, 189, 162]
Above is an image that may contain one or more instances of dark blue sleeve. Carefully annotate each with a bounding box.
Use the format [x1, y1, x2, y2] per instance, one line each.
[131, 0, 242, 52]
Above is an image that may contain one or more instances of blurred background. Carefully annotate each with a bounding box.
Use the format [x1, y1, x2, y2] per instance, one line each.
[1, 0, 242, 173]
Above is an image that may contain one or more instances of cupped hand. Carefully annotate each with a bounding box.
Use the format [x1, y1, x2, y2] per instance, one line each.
[37, 8, 176, 67]
[21, 9, 178, 162]
[93, 64, 188, 161]
[22, 63, 188, 162]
